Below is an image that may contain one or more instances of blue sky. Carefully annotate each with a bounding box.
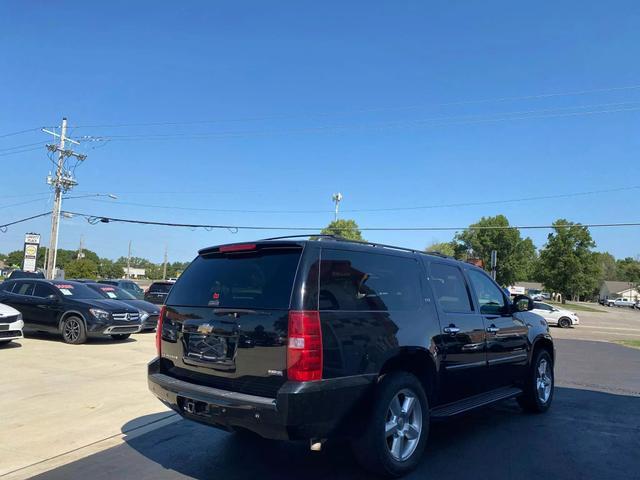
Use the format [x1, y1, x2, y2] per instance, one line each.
[1, 1, 639, 263]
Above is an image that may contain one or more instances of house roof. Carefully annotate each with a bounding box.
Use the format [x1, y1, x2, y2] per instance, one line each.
[601, 280, 636, 294]
[514, 281, 544, 290]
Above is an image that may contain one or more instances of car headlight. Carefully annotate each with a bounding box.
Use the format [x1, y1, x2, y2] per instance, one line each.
[139, 310, 150, 322]
[89, 308, 110, 321]
[16, 312, 22, 321]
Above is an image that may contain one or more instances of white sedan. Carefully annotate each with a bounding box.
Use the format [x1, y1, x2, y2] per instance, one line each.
[0, 302, 24, 346]
[531, 302, 579, 328]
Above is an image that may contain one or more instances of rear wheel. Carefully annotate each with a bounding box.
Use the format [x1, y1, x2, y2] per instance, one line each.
[110, 334, 131, 341]
[61, 316, 87, 344]
[558, 317, 571, 328]
[518, 349, 554, 413]
[352, 372, 428, 477]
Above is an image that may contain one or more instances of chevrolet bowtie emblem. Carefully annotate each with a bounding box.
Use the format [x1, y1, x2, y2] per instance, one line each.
[197, 323, 214, 335]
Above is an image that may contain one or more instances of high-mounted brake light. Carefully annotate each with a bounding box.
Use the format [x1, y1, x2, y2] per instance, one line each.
[287, 310, 323, 382]
[219, 243, 257, 253]
[156, 306, 166, 357]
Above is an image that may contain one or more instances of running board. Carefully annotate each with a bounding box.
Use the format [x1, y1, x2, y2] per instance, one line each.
[430, 387, 523, 419]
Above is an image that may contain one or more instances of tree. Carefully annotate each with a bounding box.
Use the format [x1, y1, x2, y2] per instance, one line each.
[536, 219, 600, 302]
[64, 259, 98, 279]
[321, 219, 364, 241]
[616, 257, 640, 284]
[454, 215, 537, 286]
[594, 252, 618, 281]
[97, 259, 124, 279]
[425, 241, 456, 257]
[5, 250, 23, 268]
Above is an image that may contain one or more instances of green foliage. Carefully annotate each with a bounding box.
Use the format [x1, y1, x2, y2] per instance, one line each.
[536, 219, 600, 301]
[425, 241, 456, 257]
[5, 250, 23, 268]
[64, 259, 98, 279]
[454, 215, 537, 286]
[616, 257, 640, 284]
[594, 252, 618, 282]
[97, 259, 124, 279]
[321, 219, 364, 241]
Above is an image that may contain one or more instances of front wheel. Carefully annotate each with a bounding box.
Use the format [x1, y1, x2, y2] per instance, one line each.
[352, 372, 428, 477]
[110, 334, 131, 341]
[558, 317, 571, 328]
[518, 349, 554, 413]
[61, 316, 87, 344]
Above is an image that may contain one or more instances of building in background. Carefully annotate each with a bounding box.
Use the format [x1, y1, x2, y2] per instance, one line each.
[599, 281, 639, 302]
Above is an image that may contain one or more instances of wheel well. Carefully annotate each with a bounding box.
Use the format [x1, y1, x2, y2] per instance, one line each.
[58, 311, 87, 331]
[379, 349, 437, 403]
[532, 338, 554, 362]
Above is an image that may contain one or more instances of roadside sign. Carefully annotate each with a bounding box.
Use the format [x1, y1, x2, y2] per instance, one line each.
[22, 233, 41, 272]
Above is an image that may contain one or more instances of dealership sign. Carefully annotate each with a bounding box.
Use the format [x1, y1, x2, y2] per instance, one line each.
[22, 233, 41, 272]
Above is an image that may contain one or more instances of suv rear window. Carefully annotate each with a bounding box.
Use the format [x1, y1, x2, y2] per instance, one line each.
[149, 283, 173, 293]
[167, 246, 302, 309]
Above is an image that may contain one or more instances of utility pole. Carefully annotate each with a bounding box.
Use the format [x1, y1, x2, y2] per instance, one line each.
[126, 240, 132, 279]
[162, 245, 168, 280]
[77, 235, 85, 259]
[332, 193, 343, 221]
[490, 250, 497, 281]
[43, 118, 85, 279]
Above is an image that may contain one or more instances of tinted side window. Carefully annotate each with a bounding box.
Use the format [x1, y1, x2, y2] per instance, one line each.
[467, 269, 507, 315]
[34, 283, 56, 298]
[319, 249, 421, 311]
[534, 302, 552, 311]
[428, 263, 473, 313]
[0, 281, 15, 292]
[14, 282, 35, 296]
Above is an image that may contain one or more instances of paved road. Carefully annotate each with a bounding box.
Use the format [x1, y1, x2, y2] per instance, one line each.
[29, 339, 640, 480]
[549, 302, 640, 343]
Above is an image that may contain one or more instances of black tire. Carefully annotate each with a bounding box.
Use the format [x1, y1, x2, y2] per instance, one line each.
[558, 317, 571, 328]
[61, 316, 88, 344]
[518, 349, 554, 413]
[352, 372, 429, 477]
[110, 334, 131, 341]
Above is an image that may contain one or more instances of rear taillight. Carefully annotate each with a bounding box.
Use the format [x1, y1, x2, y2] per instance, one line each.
[287, 310, 322, 382]
[156, 306, 166, 357]
[219, 243, 257, 253]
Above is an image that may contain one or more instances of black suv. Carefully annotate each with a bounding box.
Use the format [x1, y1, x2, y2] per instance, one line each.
[148, 238, 554, 477]
[85, 282, 160, 331]
[144, 281, 174, 305]
[98, 279, 145, 299]
[0, 279, 142, 344]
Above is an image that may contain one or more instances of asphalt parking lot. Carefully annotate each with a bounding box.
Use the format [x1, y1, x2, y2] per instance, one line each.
[2, 304, 639, 480]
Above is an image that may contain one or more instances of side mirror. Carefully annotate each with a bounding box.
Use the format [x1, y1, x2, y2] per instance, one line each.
[512, 294, 533, 312]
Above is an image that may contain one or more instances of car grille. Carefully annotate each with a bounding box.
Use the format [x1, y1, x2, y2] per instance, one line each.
[0, 330, 22, 339]
[112, 312, 140, 322]
[144, 314, 159, 329]
[0, 315, 19, 324]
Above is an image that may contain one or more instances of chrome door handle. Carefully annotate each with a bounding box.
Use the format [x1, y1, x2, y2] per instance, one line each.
[443, 326, 460, 335]
[486, 325, 500, 333]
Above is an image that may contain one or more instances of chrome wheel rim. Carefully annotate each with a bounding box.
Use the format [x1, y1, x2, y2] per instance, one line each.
[536, 358, 552, 403]
[385, 388, 422, 462]
[64, 319, 80, 342]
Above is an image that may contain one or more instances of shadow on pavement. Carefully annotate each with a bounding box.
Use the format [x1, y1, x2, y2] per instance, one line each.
[32, 387, 640, 480]
[23, 331, 137, 345]
[0, 340, 23, 349]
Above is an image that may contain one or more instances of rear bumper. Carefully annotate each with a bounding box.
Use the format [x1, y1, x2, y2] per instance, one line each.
[147, 358, 375, 440]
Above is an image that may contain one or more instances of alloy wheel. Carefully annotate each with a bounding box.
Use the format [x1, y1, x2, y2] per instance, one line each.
[536, 358, 552, 403]
[63, 319, 81, 343]
[385, 388, 423, 462]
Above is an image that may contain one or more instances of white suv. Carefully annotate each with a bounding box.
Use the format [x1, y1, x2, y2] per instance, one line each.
[532, 302, 580, 328]
[0, 302, 24, 345]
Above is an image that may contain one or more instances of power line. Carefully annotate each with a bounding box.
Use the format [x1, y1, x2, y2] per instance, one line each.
[0, 146, 45, 157]
[0, 212, 51, 233]
[66, 184, 640, 215]
[76, 102, 640, 143]
[59, 83, 640, 130]
[0, 127, 42, 139]
[62, 210, 640, 232]
[0, 141, 46, 152]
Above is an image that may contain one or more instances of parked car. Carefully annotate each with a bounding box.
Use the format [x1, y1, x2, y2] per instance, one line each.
[6, 270, 45, 280]
[149, 238, 554, 477]
[0, 279, 142, 344]
[607, 297, 635, 308]
[531, 302, 579, 328]
[0, 302, 24, 346]
[144, 281, 174, 305]
[98, 279, 145, 299]
[85, 283, 160, 331]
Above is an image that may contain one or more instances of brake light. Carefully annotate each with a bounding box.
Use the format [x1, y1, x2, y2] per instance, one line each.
[287, 310, 322, 382]
[156, 306, 166, 357]
[219, 243, 257, 253]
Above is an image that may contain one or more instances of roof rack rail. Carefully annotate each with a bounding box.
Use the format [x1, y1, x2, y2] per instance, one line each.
[258, 233, 345, 241]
